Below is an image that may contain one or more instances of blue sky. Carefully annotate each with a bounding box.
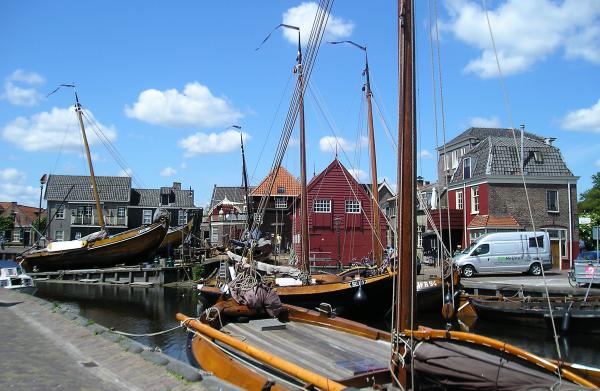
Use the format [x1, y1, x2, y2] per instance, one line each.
[2, 0, 600, 209]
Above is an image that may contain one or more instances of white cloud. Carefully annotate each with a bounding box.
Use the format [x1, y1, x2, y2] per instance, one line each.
[125, 82, 242, 129]
[596, 159, 600, 169]
[2, 69, 45, 106]
[178, 130, 250, 157]
[419, 149, 434, 159]
[282, 2, 354, 46]
[118, 168, 133, 177]
[469, 116, 501, 128]
[561, 99, 600, 133]
[348, 168, 367, 182]
[160, 166, 177, 177]
[319, 135, 367, 153]
[0, 168, 39, 206]
[180, 162, 187, 169]
[442, 0, 600, 78]
[2, 107, 116, 152]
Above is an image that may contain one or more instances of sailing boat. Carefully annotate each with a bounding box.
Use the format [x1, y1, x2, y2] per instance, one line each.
[20, 91, 169, 272]
[178, 1, 600, 389]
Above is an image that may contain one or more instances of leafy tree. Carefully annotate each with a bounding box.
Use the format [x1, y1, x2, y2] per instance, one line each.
[0, 215, 14, 239]
[578, 172, 600, 249]
[31, 216, 47, 235]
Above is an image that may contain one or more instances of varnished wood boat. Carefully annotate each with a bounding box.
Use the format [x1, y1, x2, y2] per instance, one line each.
[157, 219, 192, 254]
[19, 89, 169, 272]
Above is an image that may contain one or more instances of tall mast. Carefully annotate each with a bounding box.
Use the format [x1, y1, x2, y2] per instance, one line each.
[75, 93, 105, 231]
[393, 0, 416, 387]
[364, 52, 383, 266]
[239, 128, 253, 229]
[297, 34, 310, 273]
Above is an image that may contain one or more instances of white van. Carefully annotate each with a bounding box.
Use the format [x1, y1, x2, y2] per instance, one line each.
[453, 231, 551, 277]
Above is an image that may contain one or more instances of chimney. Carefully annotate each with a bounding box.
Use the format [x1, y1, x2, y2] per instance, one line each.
[172, 182, 181, 190]
[416, 176, 424, 188]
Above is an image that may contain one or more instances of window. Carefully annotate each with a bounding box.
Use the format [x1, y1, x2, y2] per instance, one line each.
[533, 151, 543, 163]
[55, 230, 64, 242]
[275, 197, 287, 209]
[117, 207, 126, 218]
[451, 150, 459, 169]
[472, 243, 489, 256]
[463, 157, 471, 180]
[456, 190, 463, 210]
[277, 186, 285, 194]
[12, 229, 21, 242]
[85, 206, 93, 217]
[547, 190, 558, 212]
[178, 210, 188, 225]
[529, 236, 544, 248]
[313, 199, 331, 213]
[77, 206, 84, 217]
[469, 229, 485, 243]
[210, 227, 219, 244]
[417, 225, 424, 248]
[161, 194, 169, 206]
[143, 209, 153, 224]
[345, 200, 361, 214]
[75, 232, 82, 240]
[471, 186, 479, 214]
[56, 206, 64, 219]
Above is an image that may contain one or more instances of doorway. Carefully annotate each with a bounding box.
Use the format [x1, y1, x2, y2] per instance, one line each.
[550, 241, 560, 269]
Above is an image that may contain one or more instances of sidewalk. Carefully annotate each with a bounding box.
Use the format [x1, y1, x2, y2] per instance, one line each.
[0, 289, 236, 390]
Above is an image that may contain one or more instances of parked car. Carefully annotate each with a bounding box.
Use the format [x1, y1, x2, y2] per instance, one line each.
[577, 250, 599, 261]
[453, 231, 552, 278]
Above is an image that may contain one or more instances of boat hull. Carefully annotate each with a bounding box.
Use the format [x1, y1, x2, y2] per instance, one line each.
[470, 298, 600, 334]
[20, 220, 168, 272]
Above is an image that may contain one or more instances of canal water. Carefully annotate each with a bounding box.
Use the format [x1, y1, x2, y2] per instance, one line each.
[35, 283, 600, 368]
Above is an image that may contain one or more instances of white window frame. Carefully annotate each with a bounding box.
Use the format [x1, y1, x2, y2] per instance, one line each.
[345, 199, 361, 214]
[313, 199, 331, 213]
[54, 230, 64, 242]
[142, 209, 153, 224]
[546, 190, 559, 213]
[456, 190, 463, 210]
[178, 210, 188, 225]
[275, 197, 287, 209]
[12, 229, 21, 242]
[85, 206, 93, 217]
[75, 232, 82, 240]
[117, 207, 126, 218]
[471, 186, 479, 214]
[463, 157, 471, 180]
[56, 206, 65, 220]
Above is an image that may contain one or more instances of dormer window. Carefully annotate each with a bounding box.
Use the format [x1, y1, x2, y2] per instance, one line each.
[277, 186, 285, 194]
[161, 194, 169, 205]
[463, 157, 472, 180]
[533, 151, 543, 163]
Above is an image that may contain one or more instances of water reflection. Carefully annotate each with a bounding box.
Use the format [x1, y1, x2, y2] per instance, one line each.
[35, 284, 600, 368]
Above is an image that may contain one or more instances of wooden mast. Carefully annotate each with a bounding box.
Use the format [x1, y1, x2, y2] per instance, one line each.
[297, 35, 310, 273]
[74, 93, 106, 231]
[393, 0, 416, 387]
[364, 52, 383, 267]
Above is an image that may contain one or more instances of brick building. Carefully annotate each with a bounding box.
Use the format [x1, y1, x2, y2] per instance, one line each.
[431, 128, 578, 270]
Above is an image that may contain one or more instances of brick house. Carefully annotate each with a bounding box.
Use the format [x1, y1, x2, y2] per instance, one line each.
[250, 166, 300, 253]
[0, 202, 45, 247]
[431, 128, 579, 270]
[45, 175, 199, 241]
[291, 158, 387, 266]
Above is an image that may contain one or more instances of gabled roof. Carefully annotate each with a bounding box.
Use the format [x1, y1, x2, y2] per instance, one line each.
[307, 158, 366, 197]
[468, 214, 522, 229]
[130, 188, 195, 207]
[440, 127, 545, 150]
[449, 136, 574, 184]
[0, 202, 44, 226]
[44, 175, 131, 202]
[250, 166, 300, 196]
[361, 180, 396, 198]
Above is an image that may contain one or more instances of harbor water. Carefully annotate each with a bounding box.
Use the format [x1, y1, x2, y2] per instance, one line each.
[35, 282, 600, 368]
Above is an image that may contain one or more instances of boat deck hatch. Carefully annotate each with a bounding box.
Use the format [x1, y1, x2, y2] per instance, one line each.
[335, 357, 388, 375]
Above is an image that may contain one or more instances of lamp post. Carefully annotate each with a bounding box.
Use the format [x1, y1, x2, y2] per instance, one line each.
[334, 216, 342, 269]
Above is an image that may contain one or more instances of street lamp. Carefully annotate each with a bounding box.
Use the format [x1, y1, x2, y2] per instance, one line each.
[37, 174, 48, 246]
[334, 216, 342, 270]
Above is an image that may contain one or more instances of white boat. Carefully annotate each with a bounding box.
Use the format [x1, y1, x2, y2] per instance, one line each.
[0, 260, 36, 294]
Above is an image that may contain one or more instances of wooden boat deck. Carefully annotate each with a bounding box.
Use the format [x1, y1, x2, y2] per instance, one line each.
[221, 319, 391, 381]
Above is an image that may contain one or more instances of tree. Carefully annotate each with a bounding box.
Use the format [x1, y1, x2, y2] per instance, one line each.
[31, 216, 47, 236]
[0, 215, 14, 239]
[578, 172, 600, 249]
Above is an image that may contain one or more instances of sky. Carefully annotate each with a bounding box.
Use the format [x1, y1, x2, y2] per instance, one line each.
[2, 0, 600, 209]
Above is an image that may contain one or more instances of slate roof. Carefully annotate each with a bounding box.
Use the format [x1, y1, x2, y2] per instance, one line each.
[251, 167, 300, 197]
[449, 136, 574, 184]
[209, 186, 254, 210]
[468, 215, 522, 229]
[44, 175, 131, 202]
[130, 188, 195, 207]
[441, 127, 545, 150]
